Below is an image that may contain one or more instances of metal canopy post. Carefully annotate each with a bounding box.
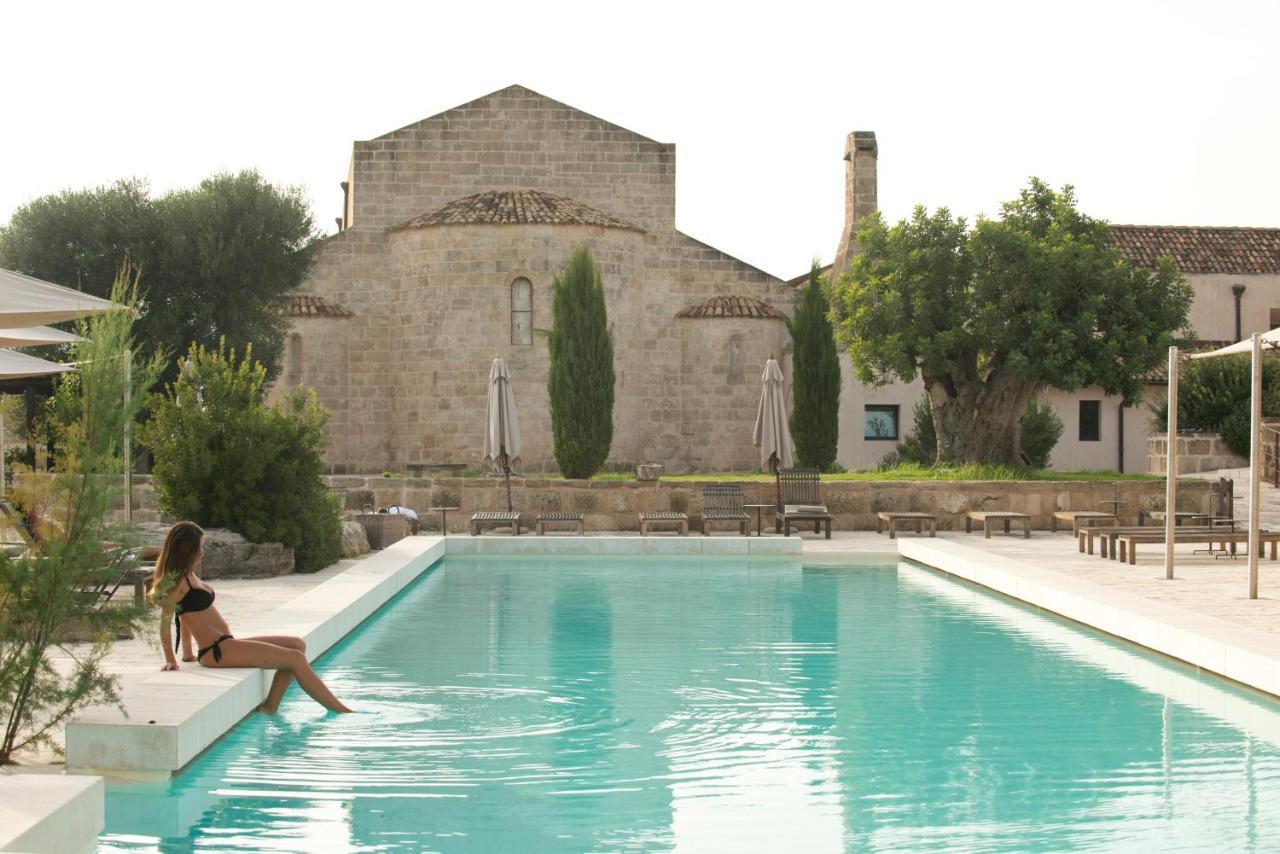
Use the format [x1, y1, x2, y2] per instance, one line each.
[1164, 346, 1178, 580]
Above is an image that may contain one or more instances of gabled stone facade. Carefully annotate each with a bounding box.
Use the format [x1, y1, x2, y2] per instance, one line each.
[275, 85, 793, 474]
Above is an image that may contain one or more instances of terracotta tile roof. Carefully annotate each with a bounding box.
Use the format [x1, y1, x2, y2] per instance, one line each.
[388, 189, 643, 233]
[286, 294, 352, 318]
[1108, 226, 1280, 274]
[675, 295, 785, 320]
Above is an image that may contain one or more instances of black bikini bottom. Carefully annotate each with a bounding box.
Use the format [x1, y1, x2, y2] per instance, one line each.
[197, 634, 234, 663]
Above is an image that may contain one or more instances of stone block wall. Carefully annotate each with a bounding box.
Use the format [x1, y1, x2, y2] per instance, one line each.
[326, 475, 1208, 534]
[1147, 432, 1247, 475]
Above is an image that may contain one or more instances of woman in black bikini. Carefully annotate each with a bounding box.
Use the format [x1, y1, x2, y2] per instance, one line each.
[152, 521, 353, 714]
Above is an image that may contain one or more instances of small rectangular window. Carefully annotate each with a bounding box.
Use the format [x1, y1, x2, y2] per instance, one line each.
[1079, 400, 1101, 442]
[864, 404, 900, 441]
[1270, 307, 1280, 329]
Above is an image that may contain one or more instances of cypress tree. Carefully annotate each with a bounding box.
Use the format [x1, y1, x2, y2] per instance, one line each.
[789, 261, 842, 470]
[548, 246, 615, 478]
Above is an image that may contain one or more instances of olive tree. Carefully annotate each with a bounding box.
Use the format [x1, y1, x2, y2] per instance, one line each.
[830, 179, 1193, 465]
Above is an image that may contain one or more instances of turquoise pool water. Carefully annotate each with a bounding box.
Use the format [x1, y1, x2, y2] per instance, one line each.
[100, 556, 1280, 852]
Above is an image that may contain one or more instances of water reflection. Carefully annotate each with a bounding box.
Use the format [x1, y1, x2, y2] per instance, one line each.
[99, 557, 1280, 853]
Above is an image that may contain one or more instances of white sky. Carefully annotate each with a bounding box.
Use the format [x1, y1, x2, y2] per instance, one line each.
[3, 0, 1278, 281]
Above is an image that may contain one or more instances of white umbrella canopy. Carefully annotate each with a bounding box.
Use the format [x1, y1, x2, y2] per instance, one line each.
[0, 326, 81, 349]
[0, 268, 121, 326]
[482, 358, 522, 512]
[0, 348, 76, 380]
[1189, 327, 1280, 359]
[753, 356, 793, 472]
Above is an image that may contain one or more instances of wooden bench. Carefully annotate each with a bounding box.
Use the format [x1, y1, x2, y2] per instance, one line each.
[470, 510, 522, 536]
[965, 511, 1030, 538]
[776, 468, 833, 539]
[1051, 511, 1118, 535]
[1115, 530, 1280, 565]
[536, 512, 584, 535]
[639, 511, 688, 536]
[876, 512, 936, 539]
[1078, 525, 1226, 559]
[701, 484, 749, 536]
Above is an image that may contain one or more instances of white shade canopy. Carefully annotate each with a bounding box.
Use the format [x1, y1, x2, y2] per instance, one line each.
[0, 348, 76, 380]
[0, 326, 81, 349]
[0, 268, 122, 326]
[752, 356, 793, 472]
[1190, 327, 1280, 359]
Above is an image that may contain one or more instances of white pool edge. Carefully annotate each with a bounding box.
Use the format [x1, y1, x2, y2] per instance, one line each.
[0, 774, 102, 853]
[897, 538, 1280, 700]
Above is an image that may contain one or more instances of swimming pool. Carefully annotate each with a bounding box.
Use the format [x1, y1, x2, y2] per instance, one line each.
[99, 555, 1280, 852]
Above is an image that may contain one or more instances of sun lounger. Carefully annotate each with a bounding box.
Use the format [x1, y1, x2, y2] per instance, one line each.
[776, 468, 833, 539]
[639, 510, 688, 536]
[470, 510, 522, 536]
[965, 511, 1030, 538]
[876, 512, 936, 539]
[701, 484, 749, 536]
[1051, 511, 1118, 535]
[1078, 524, 1227, 558]
[1115, 530, 1279, 565]
[536, 512, 584, 535]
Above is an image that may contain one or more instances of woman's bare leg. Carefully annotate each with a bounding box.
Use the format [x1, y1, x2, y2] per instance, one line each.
[240, 636, 306, 713]
[204, 639, 352, 713]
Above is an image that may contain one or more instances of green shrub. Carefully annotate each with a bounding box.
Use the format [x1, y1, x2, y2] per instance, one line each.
[789, 263, 841, 470]
[548, 246, 615, 479]
[1153, 354, 1280, 457]
[884, 396, 938, 468]
[141, 341, 341, 572]
[1019, 399, 1065, 469]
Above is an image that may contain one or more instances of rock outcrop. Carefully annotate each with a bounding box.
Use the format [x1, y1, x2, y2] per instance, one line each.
[135, 523, 294, 578]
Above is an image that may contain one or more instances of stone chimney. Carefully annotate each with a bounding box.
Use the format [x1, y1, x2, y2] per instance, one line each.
[830, 131, 878, 282]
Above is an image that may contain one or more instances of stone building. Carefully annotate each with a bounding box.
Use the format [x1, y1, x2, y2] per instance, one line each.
[811, 132, 1280, 471]
[276, 85, 796, 474]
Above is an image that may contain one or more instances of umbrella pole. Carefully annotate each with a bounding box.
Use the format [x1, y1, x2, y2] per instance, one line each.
[773, 454, 782, 533]
[503, 451, 513, 513]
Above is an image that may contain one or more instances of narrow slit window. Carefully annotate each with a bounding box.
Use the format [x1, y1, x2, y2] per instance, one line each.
[1079, 400, 1101, 442]
[511, 278, 532, 345]
[287, 333, 302, 382]
[864, 404, 899, 441]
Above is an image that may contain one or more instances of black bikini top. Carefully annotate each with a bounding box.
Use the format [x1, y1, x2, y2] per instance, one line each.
[178, 584, 214, 614]
[174, 582, 215, 652]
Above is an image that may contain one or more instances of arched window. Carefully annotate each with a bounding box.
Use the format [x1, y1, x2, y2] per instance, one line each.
[511, 278, 532, 345]
[287, 332, 303, 382]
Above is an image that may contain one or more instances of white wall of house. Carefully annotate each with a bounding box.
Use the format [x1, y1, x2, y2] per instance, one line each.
[835, 358, 924, 471]
[1040, 387, 1158, 473]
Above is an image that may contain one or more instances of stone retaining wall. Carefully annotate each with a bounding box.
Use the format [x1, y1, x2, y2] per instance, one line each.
[325, 475, 1209, 533]
[1147, 432, 1247, 475]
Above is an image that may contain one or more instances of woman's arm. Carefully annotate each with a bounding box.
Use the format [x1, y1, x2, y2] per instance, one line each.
[159, 605, 178, 670]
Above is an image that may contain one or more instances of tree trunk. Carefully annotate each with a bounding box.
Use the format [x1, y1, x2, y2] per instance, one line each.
[926, 370, 1038, 465]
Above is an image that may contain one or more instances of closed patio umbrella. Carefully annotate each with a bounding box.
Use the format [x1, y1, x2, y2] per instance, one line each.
[482, 357, 522, 513]
[0, 268, 121, 326]
[753, 355, 793, 518]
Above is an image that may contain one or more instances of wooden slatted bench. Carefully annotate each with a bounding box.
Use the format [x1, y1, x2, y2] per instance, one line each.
[1051, 511, 1118, 535]
[470, 510, 522, 536]
[965, 511, 1031, 538]
[876, 512, 937, 539]
[536, 512, 584, 536]
[1115, 530, 1280, 565]
[702, 484, 749, 536]
[639, 511, 688, 536]
[1078, 525, 1223, 559]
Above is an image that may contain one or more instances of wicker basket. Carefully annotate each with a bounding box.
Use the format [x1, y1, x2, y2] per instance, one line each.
[357, 513, 411, 549]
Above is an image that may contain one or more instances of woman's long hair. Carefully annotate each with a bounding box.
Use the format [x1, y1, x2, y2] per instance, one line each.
[149, 521, 205, 597]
